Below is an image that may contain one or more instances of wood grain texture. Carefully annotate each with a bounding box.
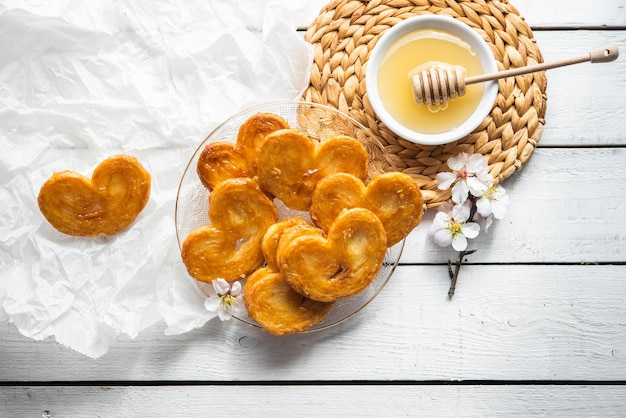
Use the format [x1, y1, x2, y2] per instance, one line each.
[1, 265, 625, 382]
[515, 0, 626, 28]
[2, 385, 625, 417]
[2, 1, 626, 416]
[533, 31, 626, 146]
[401, 147, 626, 263]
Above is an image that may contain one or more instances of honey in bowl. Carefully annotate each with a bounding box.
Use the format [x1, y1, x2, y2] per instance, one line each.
[376, 29, 485, 135]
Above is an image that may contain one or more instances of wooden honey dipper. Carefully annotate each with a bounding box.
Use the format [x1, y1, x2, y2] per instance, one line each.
[411, 45, 619, 106]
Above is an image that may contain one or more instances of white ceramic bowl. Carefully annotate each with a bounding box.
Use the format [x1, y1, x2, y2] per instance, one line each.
[366, 14, 498, 146]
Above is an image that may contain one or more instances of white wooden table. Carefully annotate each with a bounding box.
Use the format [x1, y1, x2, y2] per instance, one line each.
[2, 0, 626, 416]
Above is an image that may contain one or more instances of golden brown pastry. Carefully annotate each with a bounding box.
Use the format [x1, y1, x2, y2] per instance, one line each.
[256, 130, 369, 211]
[261, 217, 321, 272]
[196, 142, 251, 190]
[197, 112, 289, 190]
[278, 207, 387, 302]
[181, 178, 278, 282]
[244, 267, 335, 335]
[309, 172, 364, 232]
[362, 172, 424, 246]
[310, 172, 424, 246]
[37, 155, 151, 236]
[236, 112, 291, 170]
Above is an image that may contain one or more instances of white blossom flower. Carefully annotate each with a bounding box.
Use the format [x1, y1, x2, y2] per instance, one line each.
[476, 184, 510, 219]
[436, 153, 494, 203]
[430, 152, 511, 297]
[429, 201, 480, 251]
[473, 184, 510, 232]
[204, 279, 244, 321]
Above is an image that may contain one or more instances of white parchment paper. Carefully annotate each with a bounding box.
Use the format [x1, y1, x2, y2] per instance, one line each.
[0, 0, 326, 358]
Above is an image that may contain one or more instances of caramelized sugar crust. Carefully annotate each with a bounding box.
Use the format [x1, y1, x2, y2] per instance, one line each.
[37, 155, 151, 236]
[181, 178, 278, 282]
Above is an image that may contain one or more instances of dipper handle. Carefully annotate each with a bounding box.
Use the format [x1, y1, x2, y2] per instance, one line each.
[412, 45, 619, 106]
[465, 45, 619, 85]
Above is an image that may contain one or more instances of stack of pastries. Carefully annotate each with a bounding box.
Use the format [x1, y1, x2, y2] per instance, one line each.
[181, 112, 424, 335]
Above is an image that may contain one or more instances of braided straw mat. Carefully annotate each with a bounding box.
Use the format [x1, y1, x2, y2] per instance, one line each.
[303, 0, 547, 208]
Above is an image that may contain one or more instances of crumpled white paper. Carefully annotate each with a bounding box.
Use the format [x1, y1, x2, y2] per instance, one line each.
[0, 0, 326, 358]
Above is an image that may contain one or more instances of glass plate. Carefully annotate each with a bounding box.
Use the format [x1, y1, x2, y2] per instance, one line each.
[175, 100, 404, 332]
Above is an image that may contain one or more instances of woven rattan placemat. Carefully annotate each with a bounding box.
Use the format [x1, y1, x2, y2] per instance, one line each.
[303, 0, 547, 207]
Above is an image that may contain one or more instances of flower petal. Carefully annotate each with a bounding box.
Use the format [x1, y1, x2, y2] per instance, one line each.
[212, 278, 230, 295]
[230, 299, 245, 317]
[428, 222, 442, 236]
[434, 229, 453, 247]
[476, 197, 492, 217]
[204, 298, 219, 313]
[230, 281, 243, 296]
[447, 153, 469, 170]
[491, 187, 510, 219]
[452, 200, 471, 221]
[432, 211, 451, 228]
[477, 170, 494, 185]
[217, 308, 232, 321]
[491, 200, 508, 219]
[451, 181, 470, 203]
[436, 172, 456, 190]
[461, 222, 480, 239]
[451, 234, 468, 251]
[467, 153, 488, 172]
[475, 214, 494, 232]
[467, 176, 488, 196]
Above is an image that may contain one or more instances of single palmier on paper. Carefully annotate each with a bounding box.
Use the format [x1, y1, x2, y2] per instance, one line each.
[37, 155, 151, 236]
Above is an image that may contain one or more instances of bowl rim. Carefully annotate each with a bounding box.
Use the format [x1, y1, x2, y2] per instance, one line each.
[365, 14, 499, 146]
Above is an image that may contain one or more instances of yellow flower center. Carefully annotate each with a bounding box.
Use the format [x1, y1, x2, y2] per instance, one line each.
[485, 185, 497, 200]
[220, 293, 238, 309]
[448, 221, 461, 235]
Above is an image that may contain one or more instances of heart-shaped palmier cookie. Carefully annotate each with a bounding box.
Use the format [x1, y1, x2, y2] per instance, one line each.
[256, 130, 369, 211]
[310, 172, 424, 246]
[196, 112, 289, 190]
[277, 207, 387, 302]
[261, 217, 323, 272]
[181, 177, 278, 282]
[244, 267, 335, 335]
[37, 155, 151, 236]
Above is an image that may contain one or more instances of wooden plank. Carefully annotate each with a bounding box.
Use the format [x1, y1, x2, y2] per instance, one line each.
[400, 147, 626, 264]
[1, 385, 625, 417]
[1, 264, 625, 382]
[514, 0, 626, 28]
[2, 4, 626, 408]
[297, 0, 626, 29]
[532, 30, 626, 146]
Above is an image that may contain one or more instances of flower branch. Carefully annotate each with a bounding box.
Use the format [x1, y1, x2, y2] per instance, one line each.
[448, 248, 477, 297]
[428, 153, 510, 298]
